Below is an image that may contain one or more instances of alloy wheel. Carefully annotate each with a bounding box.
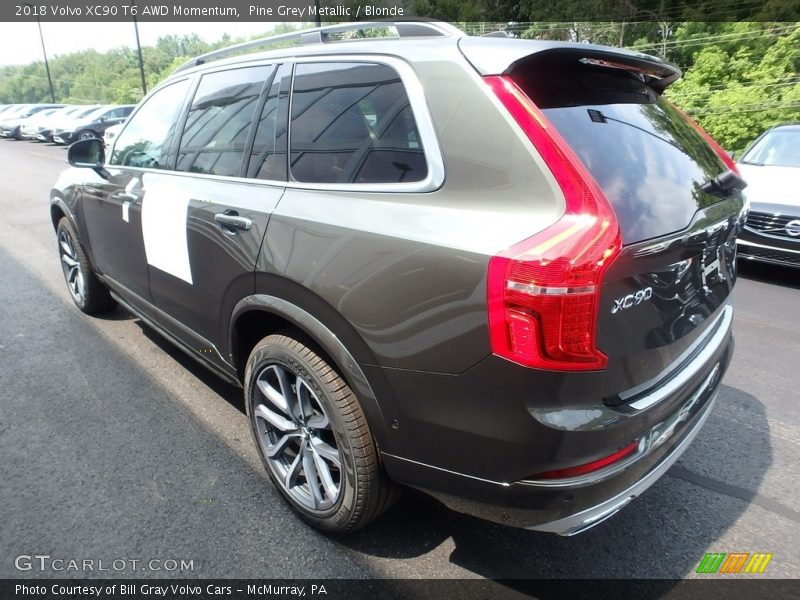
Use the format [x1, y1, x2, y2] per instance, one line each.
[58, 229, 84, 304]
[253, 364, 342, 513]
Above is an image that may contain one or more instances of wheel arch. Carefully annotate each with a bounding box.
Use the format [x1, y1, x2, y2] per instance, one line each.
[230, 293, 392, 450]
[49, 195, 73, 231]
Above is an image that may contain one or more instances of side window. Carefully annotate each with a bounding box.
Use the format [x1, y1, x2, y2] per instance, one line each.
[111, 79, 190, 170]
[177, 66, 271, 177]
[248, 63, 291, 181]
[289, 62, 428, 184]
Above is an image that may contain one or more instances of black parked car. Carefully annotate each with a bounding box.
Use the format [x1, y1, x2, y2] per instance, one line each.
[50, 22, 746, 535]
[52, 104, 135, 144]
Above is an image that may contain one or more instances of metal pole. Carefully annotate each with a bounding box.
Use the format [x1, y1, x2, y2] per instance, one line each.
[314, 0, 321, 27]
[35, 15, 55, 102]
[133, 5, 147, 96]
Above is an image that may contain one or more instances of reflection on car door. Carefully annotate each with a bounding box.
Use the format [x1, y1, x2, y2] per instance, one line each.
[82, 79, 191, 302]
[144, 64, 290, 368]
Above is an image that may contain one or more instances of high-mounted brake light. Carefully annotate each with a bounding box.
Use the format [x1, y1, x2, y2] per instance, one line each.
[484, 75, 622, 371]
[671, 103, 740, 175]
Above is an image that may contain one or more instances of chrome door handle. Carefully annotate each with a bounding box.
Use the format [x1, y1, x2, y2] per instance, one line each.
[214, 212, 252, 232]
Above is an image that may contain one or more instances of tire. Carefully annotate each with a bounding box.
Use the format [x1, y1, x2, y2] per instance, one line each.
[78, 130, 98, 140]
[244, 334, 398, 533]
[56, 217, 115, 314]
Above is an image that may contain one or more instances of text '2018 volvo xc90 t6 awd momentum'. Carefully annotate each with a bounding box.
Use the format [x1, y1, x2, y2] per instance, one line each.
[51, 21, 746, 535]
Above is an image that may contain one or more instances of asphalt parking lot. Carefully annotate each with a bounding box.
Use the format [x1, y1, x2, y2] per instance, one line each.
[0, 139, 798, 582]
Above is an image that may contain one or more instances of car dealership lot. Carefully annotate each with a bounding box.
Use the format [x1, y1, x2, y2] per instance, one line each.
[0, 140, 798, 580]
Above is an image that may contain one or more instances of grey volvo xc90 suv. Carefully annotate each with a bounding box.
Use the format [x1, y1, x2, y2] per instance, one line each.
[51, 21, 746, 535]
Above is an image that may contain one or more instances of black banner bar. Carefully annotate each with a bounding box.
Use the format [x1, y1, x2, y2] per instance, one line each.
[2, 579, 800, 600]
[1, 0, 799, 22]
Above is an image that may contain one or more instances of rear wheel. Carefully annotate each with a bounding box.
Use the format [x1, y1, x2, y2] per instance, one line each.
[56, 217, 115, 314]
[244, 334, 398, 533]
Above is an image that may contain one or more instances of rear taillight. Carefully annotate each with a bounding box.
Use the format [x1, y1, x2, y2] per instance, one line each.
[671, 103, 740, 175]
[484, 75, 621, 371]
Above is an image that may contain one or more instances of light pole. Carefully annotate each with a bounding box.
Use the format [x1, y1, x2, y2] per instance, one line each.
[27, 3, 55, 102]
[132, 2, 147, 96]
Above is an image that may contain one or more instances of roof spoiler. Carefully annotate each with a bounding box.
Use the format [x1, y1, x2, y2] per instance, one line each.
[459, 38, 681, 93]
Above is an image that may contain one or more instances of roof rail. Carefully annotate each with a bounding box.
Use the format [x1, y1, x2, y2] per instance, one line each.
[172, 20, 463, 75]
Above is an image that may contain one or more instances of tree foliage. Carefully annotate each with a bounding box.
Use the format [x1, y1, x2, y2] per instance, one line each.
[1, 17, 797, 151]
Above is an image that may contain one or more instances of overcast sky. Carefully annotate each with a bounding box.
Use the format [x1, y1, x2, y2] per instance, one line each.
[0, 22, 289, 67]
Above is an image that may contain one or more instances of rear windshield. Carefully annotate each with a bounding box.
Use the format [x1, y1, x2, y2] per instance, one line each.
[513, 63, 728, 244]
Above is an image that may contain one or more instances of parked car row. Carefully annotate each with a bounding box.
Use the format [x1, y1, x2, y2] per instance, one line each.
[0, 103, 134, 143]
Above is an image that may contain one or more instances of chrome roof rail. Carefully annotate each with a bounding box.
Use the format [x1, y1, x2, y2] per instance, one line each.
[172, 21, 463, 75]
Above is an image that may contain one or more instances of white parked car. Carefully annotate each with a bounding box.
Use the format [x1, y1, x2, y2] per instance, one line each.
[103, 122, 124, 147]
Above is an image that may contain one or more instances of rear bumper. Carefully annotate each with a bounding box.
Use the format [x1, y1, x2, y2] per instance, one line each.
[377, 305, 733, 533]
[527, 388, 718, 535]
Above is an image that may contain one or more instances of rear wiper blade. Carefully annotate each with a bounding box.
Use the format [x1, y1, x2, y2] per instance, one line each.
[700, 169, 747, 198]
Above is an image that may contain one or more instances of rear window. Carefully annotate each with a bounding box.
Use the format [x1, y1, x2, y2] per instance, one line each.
[513, 62, 728, 244]
[289, 62, 427, 185]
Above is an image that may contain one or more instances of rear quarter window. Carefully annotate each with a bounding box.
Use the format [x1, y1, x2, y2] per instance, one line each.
[289, 62, 428, 185]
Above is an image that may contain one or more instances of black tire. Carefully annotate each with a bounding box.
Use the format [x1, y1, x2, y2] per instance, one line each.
[78, 130, 98, 140]
[244, 333, 398, 533]
[56, 217, 115, 314]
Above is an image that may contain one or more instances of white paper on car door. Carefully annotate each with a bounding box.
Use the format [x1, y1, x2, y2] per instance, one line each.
[141, 179, 193, 285]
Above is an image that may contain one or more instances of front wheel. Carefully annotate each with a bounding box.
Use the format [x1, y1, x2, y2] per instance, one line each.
[78, 130, 98, 140]
[244, 334, 398, 533]
[56, 217, 115, 314]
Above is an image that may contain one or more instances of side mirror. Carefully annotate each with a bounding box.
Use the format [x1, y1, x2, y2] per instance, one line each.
[67, 138, 109, 179]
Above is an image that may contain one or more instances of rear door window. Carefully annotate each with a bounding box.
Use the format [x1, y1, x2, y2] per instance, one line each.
[177, 65, 272, 177]
[289, 62, 427, 184]
[248, 63, 291, 181]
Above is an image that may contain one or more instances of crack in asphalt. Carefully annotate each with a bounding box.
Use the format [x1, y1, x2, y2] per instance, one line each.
[667, 465, 800, 524]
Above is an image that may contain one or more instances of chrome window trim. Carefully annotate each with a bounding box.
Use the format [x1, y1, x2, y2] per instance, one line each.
[106, 55, 445, 194]
[285, 55, 444, 192]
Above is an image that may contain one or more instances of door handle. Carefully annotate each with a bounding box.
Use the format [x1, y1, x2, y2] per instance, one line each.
[214, 211, 252, 232]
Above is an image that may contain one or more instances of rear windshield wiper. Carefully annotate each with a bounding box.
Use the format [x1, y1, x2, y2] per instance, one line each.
[700, 169, 747, 198]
